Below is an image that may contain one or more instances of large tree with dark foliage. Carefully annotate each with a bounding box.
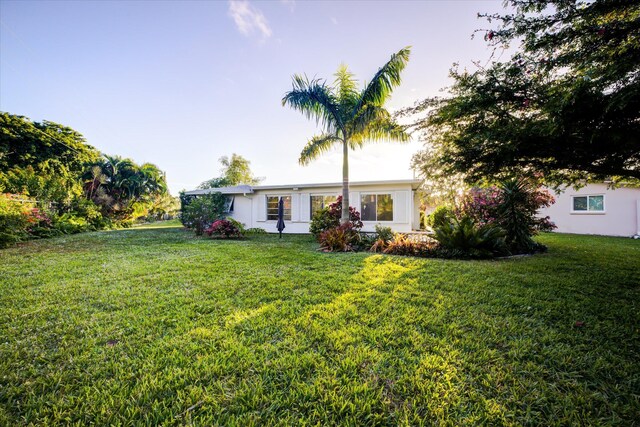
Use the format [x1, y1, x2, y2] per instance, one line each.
[406, 0, 640, 187]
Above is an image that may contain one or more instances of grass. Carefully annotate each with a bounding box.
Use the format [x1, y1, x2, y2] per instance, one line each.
[0, 220, 638, 426]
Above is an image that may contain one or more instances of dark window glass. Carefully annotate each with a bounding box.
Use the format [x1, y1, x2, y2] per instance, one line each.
[267, 196, 291, 220]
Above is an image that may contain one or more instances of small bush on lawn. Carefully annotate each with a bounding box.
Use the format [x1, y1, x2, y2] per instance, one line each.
[245, 227, 267, 234]
[309, 196, 362, 237]
[206, 219, 244, 239]
[318, 223, 359, 252]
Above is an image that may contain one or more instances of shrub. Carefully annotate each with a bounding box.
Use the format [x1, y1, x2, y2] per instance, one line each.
[383, 233, 426, 256]
[53, 213, 91, 235]
[180, 193, 226, 235]
[496, 178, 555, 253]
[205, 219, 243, 239]
[425, 205, 454, 229]
[309, 196, 362, 238]
[432, 216, 508, 258]
[0, 194, 31, 248]
[455, 178, 556, 254]
[225, 217, 246, 234]
[374, 224, 394, 243]
[318, 223, 358, 252]
[245, 227, 267, 234]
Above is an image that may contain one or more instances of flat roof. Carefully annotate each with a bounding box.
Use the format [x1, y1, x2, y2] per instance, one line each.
[184, 179, 422, 195]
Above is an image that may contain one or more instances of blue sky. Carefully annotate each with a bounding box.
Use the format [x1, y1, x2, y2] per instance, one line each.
[1, 0, 505, 194]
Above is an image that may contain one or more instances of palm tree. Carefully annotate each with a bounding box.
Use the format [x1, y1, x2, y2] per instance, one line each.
[282, 47, 411, 224]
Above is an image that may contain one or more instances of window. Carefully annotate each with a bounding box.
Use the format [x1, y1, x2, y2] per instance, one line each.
[361, 193, 393, 221]
[223, 196, 234, 213]
[310, 194, 338, 217]
[266, 195, 291, 220]
[572, 195, 604, 212]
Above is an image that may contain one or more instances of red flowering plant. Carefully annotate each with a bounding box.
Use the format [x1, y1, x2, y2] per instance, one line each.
[205, 219, 244, 239]
[309, 195, 363, 238]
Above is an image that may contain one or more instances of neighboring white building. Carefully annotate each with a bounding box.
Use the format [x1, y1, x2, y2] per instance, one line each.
[539, 183, 640, 237]
[184, 179, 423, 233]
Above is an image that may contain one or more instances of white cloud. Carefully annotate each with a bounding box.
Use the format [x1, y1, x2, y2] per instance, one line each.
[330, 17, 338, 25]
[228, 1, 272, 40]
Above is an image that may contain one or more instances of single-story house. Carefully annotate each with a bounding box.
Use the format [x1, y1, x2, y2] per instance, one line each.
[539, 183, 640, 237]
[184, 179, 423, 233]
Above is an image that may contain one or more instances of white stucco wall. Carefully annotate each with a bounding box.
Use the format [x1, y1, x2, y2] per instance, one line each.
[539, 183, 640, 237]
[228, 182, 418, 234]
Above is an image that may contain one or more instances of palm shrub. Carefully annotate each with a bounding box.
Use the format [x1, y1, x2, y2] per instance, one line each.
[433, 216, 508, 258]
[496, 178, 555, 253]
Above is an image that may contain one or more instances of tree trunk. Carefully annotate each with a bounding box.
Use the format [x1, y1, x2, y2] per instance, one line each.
[341, 139, 350, 225]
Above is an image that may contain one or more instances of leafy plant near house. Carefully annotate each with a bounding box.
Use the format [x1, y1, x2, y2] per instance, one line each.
[180, 192, 227, 235]
[318, 223, 358, 252]
[245, 227, 267, 234]
[206, 219, 244, 239]
[309, 196, 362, 238]
[382, 233, 426, 257]
[425, 205, 454, 229]
[496, 178, 555, 253]
[432, 216, 508, 258]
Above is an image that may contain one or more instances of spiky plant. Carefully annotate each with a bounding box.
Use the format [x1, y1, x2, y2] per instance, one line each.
[282, 47, 411, 224]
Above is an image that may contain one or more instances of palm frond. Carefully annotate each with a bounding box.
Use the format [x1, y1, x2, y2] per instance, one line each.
[350, 115, 411, 149]
[357, 47, 411, 108]
[299, 134, 341, 165]
[282, 75, 342, 134]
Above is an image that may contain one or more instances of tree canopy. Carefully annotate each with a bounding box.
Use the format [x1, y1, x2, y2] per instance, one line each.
[283, 48, 411, 223]
[405, 0, 640, 187]
[198, 153, 263, 189]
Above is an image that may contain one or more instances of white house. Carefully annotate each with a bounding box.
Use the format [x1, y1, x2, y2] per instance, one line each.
[184, 179, 423, 233]
[539, 183, 640, 237]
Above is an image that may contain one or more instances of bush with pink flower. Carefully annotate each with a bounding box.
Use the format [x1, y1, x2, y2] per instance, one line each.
[205, 219, 244, 239]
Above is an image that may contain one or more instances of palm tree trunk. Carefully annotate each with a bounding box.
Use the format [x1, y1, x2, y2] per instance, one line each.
[341, 139, 349, 225]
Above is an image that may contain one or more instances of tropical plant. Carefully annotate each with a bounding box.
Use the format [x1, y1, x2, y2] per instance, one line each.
[425, 205, 454, 229]
[308, 195, 362, 238]
[283, 47, 411, 224]
[206, 219, 244, 239]
[180, 193, 227, 235]
[495, 178, 555, 253]
[374, 224, 394, 243]
[432, 216, 508, 258]
[318, 223, 358, 252]
[382, 233, 426, 257]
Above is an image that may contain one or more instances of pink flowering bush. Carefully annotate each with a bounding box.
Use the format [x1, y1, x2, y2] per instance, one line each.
[205, 219, 244, 239]
[453, 178, 556, 253]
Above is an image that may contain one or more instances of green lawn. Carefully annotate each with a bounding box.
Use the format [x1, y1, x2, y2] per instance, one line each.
[1, 221, 638, 426]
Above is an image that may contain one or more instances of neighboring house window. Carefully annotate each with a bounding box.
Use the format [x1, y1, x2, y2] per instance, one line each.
[266, 195, 291, 220]
[223, 196, 234, 213]
[572, 195, 605, 212]
[361, 194, 393, 221]
[310, 195, 338, 217]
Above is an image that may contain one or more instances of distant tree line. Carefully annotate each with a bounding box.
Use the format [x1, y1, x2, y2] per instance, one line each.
[0, 112, 177, 247]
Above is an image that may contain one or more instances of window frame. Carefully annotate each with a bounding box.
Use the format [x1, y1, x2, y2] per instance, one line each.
[266, 195, 292, 221]
[571, 194, 605, 214]
[310, 194, 338, 218]
[360, 193, 394, 222]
